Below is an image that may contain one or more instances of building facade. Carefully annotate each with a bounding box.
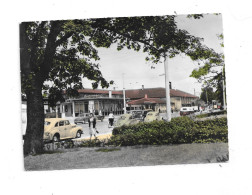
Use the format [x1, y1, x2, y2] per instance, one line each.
[125, 87, 199, 112]
[60, 89, 125, 117]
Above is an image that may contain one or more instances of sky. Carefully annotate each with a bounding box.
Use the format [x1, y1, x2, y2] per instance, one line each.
[82, 14, 224, 96]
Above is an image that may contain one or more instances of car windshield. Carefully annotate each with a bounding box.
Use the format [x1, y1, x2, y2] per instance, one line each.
[120, 116, 126, 120]
[147, 113, 153, 116]
[44, 121, 51, 126]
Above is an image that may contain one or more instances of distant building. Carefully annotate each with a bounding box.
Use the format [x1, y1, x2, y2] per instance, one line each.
[61, 89, 125, 117]
[22, 87, 199, 119]
[125, 87, 198, 112]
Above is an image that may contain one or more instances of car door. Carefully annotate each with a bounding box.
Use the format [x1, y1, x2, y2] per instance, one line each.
[64, 120, 72, 138]
[84, 113, 90, 123]
[58, 120, 66, 139]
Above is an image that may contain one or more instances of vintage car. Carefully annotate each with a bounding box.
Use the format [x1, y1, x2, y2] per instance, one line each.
[128, 109, 153, 121]
[144, 111, 163, 122]
[114, 114, 141, 127]
[74, 113, 104, 124]
[179, 107, 194, 116]
[44, 118, 83, 142]
[74, 113, 90, 124]
[95, 114, 104, 121]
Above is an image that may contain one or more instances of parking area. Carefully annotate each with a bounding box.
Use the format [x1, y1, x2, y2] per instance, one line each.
[70, 115, 120, 139]
[71, 112, 181, 138]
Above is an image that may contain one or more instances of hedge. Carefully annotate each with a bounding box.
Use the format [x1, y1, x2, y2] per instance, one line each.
[109, 117, 228, 146]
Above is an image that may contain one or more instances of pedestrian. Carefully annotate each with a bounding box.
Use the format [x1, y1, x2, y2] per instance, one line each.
[88, 113, 99, 140]
[108, 112, 114, 127]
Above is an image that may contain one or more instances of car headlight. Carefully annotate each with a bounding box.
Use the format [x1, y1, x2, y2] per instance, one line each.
[44, 132, 50, 136]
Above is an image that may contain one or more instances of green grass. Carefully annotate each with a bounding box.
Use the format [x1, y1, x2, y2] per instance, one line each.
[95, 148, 121, 152]
[31, 150, 64, 156]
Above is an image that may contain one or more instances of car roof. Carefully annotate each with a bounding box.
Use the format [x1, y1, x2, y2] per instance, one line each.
[45, 118, 68, 122]
[121, 114, 132, 117]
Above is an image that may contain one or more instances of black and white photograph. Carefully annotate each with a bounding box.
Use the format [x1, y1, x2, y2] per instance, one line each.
[2, 0, 252, 195]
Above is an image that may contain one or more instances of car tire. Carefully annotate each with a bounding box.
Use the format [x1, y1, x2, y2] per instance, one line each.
[76, 130, 82, 138]
[52, 134, 59, 142]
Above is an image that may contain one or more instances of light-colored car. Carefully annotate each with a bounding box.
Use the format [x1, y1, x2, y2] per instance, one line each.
[44, 118, 83, 142]
[114, 114, 140, 127]
[180, 107, 194, 116]
[144, 111, 163, 122]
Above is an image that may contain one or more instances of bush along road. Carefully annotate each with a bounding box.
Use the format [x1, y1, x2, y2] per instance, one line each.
[24, 116, 228, 170]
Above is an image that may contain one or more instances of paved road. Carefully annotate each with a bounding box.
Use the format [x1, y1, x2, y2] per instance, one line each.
[72, 112, 181, 139]
[69, 112, 181, 140]
[72, 115, 119, 139]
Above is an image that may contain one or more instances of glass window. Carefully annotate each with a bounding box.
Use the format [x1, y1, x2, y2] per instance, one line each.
[55, 122, 59, 127]
[65, 120, 70, 125]
[44, 121, 51, 126]
[59, 121, 64, 126]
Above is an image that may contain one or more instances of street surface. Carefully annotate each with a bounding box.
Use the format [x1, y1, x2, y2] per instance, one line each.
[70, 111, 181, 140]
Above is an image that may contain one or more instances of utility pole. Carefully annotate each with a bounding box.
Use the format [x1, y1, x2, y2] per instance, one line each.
[222, 68, 227, 110]
[122, 73, 126, 114]
[164, 52, 171, 122]
[206, 87, 208, 105]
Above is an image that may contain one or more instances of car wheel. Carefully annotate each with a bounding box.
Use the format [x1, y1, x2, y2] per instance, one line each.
[76, 130, 82, 138]
[52, 134, 59, 142]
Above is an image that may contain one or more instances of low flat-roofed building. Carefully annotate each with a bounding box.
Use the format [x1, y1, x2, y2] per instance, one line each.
[125, 87, 199, 112]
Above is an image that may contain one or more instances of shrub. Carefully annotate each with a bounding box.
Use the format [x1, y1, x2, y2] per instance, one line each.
[110, 117, 228, 146]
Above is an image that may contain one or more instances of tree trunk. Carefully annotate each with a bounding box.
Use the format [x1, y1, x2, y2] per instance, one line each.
[23, 82, 45, 155]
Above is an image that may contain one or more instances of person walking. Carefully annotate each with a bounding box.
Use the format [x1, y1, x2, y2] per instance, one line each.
[88, 113, 98, 140]
[108, 112, 114, 127]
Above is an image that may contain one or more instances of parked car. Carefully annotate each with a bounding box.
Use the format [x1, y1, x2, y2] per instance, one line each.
[180, 107, 194, 116]
[95, 114, 104, 122]
[142, 109, 153, 120]
[128, 109, 153, 121]
[144, 111, 163, 122]
[74, 113, 90, 124]
[44, 118, 83, 142]
[114, 114, 140, 127]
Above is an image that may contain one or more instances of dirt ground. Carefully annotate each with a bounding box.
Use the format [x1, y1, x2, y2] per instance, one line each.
[24, 143, 228, 171]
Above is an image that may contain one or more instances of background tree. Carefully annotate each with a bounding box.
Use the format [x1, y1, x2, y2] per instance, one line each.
[200, 87, 216, 104]
[190, 33, 226, 105]
[21, 15, 218, 155]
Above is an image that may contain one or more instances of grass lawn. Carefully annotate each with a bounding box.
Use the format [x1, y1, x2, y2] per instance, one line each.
[24, 143, 228, 171]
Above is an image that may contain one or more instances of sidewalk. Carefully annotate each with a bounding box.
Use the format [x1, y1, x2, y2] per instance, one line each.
[73, 132, 112, 141]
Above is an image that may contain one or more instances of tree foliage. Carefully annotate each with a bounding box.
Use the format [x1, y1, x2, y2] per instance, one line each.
[189, 33, 225, 105]
[190, 33, 225, 88]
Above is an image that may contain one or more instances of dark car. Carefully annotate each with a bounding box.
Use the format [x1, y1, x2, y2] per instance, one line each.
[96, 114, 104, 122]
[74, 113, 90, 124]
[128, 109, 153, 121]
